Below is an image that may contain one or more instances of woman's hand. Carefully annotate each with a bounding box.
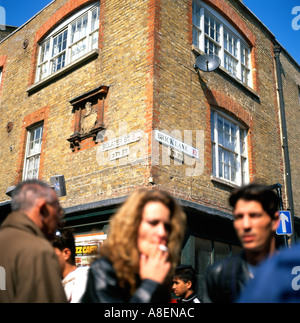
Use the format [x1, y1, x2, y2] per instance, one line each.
[139, 246, 171, 284]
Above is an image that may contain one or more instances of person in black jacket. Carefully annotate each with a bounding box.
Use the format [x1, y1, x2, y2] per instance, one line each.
[81, 189, 186, 303]
[203, 183, 280, 303]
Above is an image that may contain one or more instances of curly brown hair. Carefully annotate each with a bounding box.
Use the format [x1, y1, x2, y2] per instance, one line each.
[100, 188, 186, 294]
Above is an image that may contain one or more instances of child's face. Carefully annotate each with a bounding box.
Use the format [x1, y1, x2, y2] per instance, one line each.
[172, 277, 191, 298]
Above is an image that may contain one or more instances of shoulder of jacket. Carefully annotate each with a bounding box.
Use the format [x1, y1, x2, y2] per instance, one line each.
[89, 257, 117, 281]
[206, 252, 244, 277]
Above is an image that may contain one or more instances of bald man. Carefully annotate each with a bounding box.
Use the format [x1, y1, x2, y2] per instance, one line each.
[0, 180, 67, 303]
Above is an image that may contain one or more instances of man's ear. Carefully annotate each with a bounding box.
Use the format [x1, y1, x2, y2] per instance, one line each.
[38, 199, 49, 219]
[62, 248, 72, 262]
[186, 280, 192, 290]
[27, 198, 48, 229]
[272, 211, 280, 232]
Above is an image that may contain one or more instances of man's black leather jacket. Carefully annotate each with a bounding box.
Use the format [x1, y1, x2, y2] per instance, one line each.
[81, 257, 170, 303]
[203, 252, 252, 303]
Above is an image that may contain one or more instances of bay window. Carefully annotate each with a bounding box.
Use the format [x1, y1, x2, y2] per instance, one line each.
[193, 1, 252, 87]
[36, 3, 100, 82]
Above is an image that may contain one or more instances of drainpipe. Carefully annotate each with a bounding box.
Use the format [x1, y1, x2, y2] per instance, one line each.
[273, 44, 296, 244]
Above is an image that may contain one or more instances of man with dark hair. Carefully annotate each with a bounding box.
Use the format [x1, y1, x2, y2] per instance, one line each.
[203, 183, 280, 303]
[172, 265, 201, 303]
[0, 180, 67, 302]
[53, 228, 89, 303]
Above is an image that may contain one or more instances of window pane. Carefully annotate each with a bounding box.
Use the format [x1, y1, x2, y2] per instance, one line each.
[210, 110, 215, 142]
[224, 150, 229, 180]
[224, 29, 237, 57]
[241, 157, 247, 185]
[40, 40, 50, 63]
[91, 31, 99, 50]
[205, 38, 220, 56]
[71, 13, 88, 44]
[240, 129, 246, 156]
[230, 153, 237, 182]
[218, 146, 223, 177]
[212, 142, 216, 176]
[193, 27, 201, 48]
[211, 110, 248, 185]
[224, 121, 230, 148]
[28, 126, 43, 156]
[193, 2, 201, 28]
[241, 44, 250, 67]
[24, 125, 43, 180]
[39, 63, 49, 80]
[70, 39, 87, 61]
[225, 53, 237, 76]
[26, 155, 40, 180]
[91, 6, 100, 31]
[204, 12, 220, 43]
[217, 117, 223, 146]
[52, 30, 68, 57]
[242, 66, 249, 85]
[52, 53, 66, 73]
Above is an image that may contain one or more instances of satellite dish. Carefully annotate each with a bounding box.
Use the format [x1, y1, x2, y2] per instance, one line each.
[194, 54, 221, 72]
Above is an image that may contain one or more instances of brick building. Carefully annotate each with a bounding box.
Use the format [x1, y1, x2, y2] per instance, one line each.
[0, 0, 299, 297]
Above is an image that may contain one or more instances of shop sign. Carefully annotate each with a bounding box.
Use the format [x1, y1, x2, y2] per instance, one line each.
[75, 233, 107, 266]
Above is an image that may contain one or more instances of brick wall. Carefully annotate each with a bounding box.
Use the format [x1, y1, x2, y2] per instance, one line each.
[148, 0, 284, 214]
[279, 51, 300, 216]
[0, 0, 297, 220]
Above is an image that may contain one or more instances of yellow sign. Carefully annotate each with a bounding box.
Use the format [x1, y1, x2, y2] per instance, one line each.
[76, 245, 98, 256]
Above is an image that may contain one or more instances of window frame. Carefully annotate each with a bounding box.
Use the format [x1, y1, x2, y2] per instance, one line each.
[211, 109, 249, 186]
[193, 0, 252, 87]
[35, 3, 100, 82]
[22, 123, 44, 180]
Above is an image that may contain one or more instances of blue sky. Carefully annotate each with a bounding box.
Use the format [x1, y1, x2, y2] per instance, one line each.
[243, 0, 300, 65]
[0, 0, 299, 65]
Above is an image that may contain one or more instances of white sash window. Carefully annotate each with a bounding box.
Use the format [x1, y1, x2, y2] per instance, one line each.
[36, 3, 100, 82]
[23, 124, 44, 180]
[211, 110, 248, 186]
[193, 1, 252, 87]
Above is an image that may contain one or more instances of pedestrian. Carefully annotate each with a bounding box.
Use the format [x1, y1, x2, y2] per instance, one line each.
[203, 183, 280, 303]
[238, 243, 300, 303]
[0, 179, 67, 303]
[81, 188, 186, 303]
[53, 228, 89, 303]
[172, 265, 201, 303]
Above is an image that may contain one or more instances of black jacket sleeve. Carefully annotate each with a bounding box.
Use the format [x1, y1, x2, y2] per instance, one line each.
[81, 257, 170, 303]
[203, 253, 250, 303]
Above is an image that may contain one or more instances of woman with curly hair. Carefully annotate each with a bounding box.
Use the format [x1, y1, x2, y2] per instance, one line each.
[81, 188, 186, 303]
